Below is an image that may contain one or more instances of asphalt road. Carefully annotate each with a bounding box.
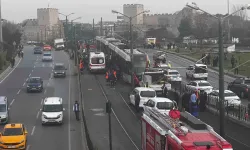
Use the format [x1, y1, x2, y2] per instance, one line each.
[138, 48, 250, 150]
[0, 46, 86, 150]
[141, 48, 249, 106]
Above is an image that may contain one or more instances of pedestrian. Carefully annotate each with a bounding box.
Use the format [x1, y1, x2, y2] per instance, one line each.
[190, 91, 199, 117]
[199, 90, 207, 112]
[234, 60, 239, 75]
[73, 101, 80, 121]
[231, 55, 235, 68]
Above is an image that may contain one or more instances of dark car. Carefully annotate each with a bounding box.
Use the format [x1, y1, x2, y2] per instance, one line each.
[227, 77, 250, 98]
[53, 63, 67, 77]
[34, 46, 43, 54]
[26, 77, 43, 93]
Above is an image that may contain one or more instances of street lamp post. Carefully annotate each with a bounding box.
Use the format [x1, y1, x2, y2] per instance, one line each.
[186, 2, 250, 138]
[59, 12, 74, 44]
[71, 17, 81, 66]
[111, 10, 150, 88]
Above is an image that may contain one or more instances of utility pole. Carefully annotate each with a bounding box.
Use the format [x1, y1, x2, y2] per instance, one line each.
[40, 30, 43, 42]
[106, 101, 112, 150]
[60, 25, 62, 38]
[74, 25, 77, 66]
[92, 19, 95, 43]
[100, 17, 103, 36]
[129, 17, 134, 88]
[45, 27, 47, 42]
[218, 17, 225, 138]
[0, 0, 2, 48]
[66, 16, 68, 41]
[227, 0, 230, 43]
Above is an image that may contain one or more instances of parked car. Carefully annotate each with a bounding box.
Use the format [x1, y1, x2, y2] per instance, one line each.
[227, 77, 250, 98]
[185, 80, 213, 94]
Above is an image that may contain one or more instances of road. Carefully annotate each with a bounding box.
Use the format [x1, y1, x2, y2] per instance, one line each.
[0, 46, 86, 150]
[141, 48, 249, 106]
[139, 48, 250, 150]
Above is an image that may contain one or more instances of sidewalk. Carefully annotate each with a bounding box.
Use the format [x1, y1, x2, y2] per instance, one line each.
[0, 56, 22, 83]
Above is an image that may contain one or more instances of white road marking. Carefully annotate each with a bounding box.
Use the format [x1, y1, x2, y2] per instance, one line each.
[34, 65, 35, 68]
[36, 111, 40, 119]
[0, 57, 22, 84]
[41, 99, 43, 105]
[32, 70, 33, 72]
[68, 61, 72, 150]
[10, 99, 15, 106]
[27, 145, 31, 150]
[26, 78, 28, 81]
[44, 89, 46, 94]
[47, 82, 50, 86]
[42, 64, 45, 67]
[23, 82, 25, 86]
[118, 93, 137, 117]
[29, 74, 31, 77]
[17, 89, 21, 95]
[31, 126, 35, 135]
[98, 80, 139, 150]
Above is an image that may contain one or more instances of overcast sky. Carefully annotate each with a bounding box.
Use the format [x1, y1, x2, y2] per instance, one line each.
[2, 0, 250, 23]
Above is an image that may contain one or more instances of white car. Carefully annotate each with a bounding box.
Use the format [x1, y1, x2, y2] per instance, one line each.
[208, 90, 241, 107]
[165, 69, 182, 82]
[129, 87, 156, 109]
[42, 52, 53, 61]
[186, 64, 208, 80]
[41, 97, 65, 125]
[143, 97, 177, 115]
[185, 80, 213, 94]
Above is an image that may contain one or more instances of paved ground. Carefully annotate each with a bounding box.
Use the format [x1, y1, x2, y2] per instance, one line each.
[0, 46, 86, 150]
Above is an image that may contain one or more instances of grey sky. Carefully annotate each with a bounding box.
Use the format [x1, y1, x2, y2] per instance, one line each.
[2, 0, 250, 23]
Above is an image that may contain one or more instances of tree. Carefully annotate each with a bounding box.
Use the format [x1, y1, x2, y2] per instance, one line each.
[178, 17, 192, 38]
[146, 28, 175, 41]
[231, 4, 248, 24]
[193, 14, 209, 44]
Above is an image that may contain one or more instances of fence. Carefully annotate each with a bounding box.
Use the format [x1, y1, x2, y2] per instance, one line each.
[167, 81, 250, 124]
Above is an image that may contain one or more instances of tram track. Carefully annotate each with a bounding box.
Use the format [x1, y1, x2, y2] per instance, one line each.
[93, 74, 140, 150]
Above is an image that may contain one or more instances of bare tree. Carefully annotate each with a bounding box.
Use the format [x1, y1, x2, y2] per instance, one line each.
[231, 4, 248, 22]
[193, 13, 209, 48]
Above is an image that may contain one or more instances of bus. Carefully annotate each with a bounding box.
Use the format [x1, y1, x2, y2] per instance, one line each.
[96, 36, 149, 84]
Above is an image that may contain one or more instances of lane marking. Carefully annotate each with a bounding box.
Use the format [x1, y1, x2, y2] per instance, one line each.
[44, 89, 46, 94]
[31, 126, 35, 136]
[29, 73, 31, 77]
[32, 70, 33, 72]
[0, 57, 22, 84]
[17, 89, 21, 95]
[23, 82, 25, 86]
[118, 93, 137, 117]
[36, 111, 40, 119]
[97, 79, 139, 150]
[68, 61, 72, 150]
[26, 78, 28, 81]
[27, 145, 31, 150]
[10, 99, 15, 106]
[34, 66, 35, 68]
[47, 82, 50, 86]
[41, 98, 43, 105]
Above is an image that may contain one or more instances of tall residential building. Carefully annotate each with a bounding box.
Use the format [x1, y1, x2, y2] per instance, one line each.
[123, 4, 144, 25]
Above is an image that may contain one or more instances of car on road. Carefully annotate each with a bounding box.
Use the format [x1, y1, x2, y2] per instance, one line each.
[26, 77, 43, 93]
[165, 69, 182, 82]
[227, 77, 250, 98]
[41, 97, 65, 125]
[208, 90, 241, 108]
[42, 52, 53, 62]
[33, 46, 43, 54]
[129, 87, 156, 111]
[0, 96, 9, 124]
[143, 97, 177, 115]
[186, 64, 208, 80]
[185, 80, 213, 94]
[0, 123, 28, 150]
[43, 45, 52, 51]
[53, 63, 67, 77]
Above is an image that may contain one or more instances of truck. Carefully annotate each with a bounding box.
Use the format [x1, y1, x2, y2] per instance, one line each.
[54, 38, 65, 50]
[141, 109, 233, 150]
[139, 68, 171, 96]
[146, 38, 156, 48]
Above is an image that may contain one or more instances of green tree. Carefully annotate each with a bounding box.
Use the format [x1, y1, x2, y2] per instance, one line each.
[178, 17, 192, 38]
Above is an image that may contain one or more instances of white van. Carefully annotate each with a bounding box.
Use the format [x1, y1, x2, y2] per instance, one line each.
[186, 64, 208, 80]
[89, 52, 106, 73]
[41, 97, 65, 125]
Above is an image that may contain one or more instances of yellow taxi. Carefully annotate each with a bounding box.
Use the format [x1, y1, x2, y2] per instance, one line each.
[0, 123, 28, 149]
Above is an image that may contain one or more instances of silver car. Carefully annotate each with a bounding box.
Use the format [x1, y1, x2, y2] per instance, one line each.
[0, 96, 9, 124]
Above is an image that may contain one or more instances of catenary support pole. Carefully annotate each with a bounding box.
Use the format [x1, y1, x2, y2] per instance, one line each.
[218, 17, 225, 138]
[92, 19, 95, 43]
[0, 0, 3, 46]
[129, 17, 134, 88]
[100, 17, 103, 36]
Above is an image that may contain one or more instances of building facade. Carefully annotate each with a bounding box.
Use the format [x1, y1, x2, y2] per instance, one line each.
[123, 4, 144, 25]
[22, 19, 39, 41]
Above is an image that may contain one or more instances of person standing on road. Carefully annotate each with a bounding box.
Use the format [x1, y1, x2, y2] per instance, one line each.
[234, 60, 239, 75]
[73, 101, 80, 121]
